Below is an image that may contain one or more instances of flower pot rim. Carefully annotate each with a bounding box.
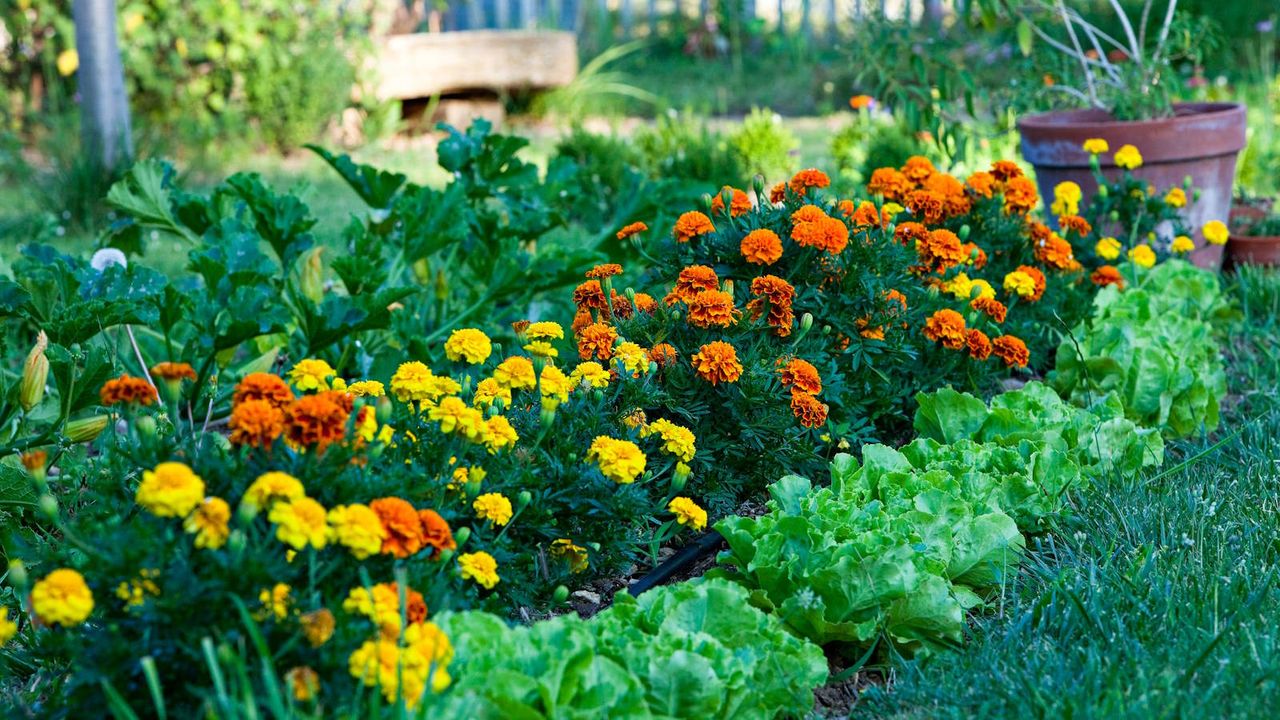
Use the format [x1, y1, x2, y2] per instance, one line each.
[1229, 233, 1280, 243]
[1016, 102, 1245, 131]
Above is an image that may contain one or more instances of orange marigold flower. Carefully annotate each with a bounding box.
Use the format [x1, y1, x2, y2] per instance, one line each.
[100, 375, 157, 406]
[649, 343, 678, 367]
[370, 497, 424, 558]
[609, 289, 635, 320]
[962, 242, 988, 269]
[740, 229, 783, 265]
[577, 322, 618, 361]
[858, 321, 886, 340]
[992, 335, 1030, 368]
[616, 221, 648, 240]
[904, 189, 945, 224]
[849, 94, 875, 110]
[990, 160, 1024, 182]
[923, 309, 967, 350]
[971, 296, 1008, 323]
[283, 393, 349, 451]
[788, 168, 831, 196]
[926, 174, 972, 216]
[901, 155, 936, 184]
[791, 215, 849, 255]
[1017, 264, 1047, 301]
[966, 329, 993, 360]
[673, 211, 715, 242]
[571, 308, 593, 337]
[234, 373, 295, 408]
[747, 275, 797, 336]
[778, 358, 822, 395]
[848, 200, 882, 228]
[664, 265, 719, 305]
[966, 171, 997, 198]
[769, 182, 787, 204]
[790, 205, 828, 224]
[790, 390, 828, 428]
[151, 362, 196, 382]
[885, 288, 908, 313]
[1035, 233, 1078, 271]
[229, 399, 285, 448]
[917, 229, 966, 272]
[894, 221, 930, 246]
[633, 292, 658, 313]
[572, 280, 608, 312]
[710, 186, 752, 217]
[1090, 265, 1125, 289]
[866, 167, 912, 201]
[1003, 176, 1040, 214]
[418, 509, 456, 560]
[691, 341, 743, 385]
[1058, 214, 1092, 237]
[586, 263, 623, 279]
[686, 290, 737, 328]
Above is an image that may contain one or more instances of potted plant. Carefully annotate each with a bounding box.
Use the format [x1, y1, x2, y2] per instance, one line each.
[1228, 209, 1280, 267]
[1006, 0, 1246, 270]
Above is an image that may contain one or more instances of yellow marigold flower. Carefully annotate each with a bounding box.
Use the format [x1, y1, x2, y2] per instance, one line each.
[614, 341, 650, 377]
[482, 415, 519, 454]
[1095, 236, 1122, 261]
[1050, 181, 1082, 216]
[285, 666, 320, 702]
[473, 492, 513, 526]
[945, 272, 974, 300]
[56, 49, 79, 77]
[550, 539, 590, 573]
[259, 583, 292, 621]
[587, 436, 647, 484]
[444, 328, 492, 365]
[1171, 235, 1195, 254]
[493, 356, 536, 390]
[642, 418, 697, 463]
[301, 608, 335, 647]
[969, 278, 996, 300]
[570, 361, 611, 389]
[1203, 220, 1229, 245]
[344, 583, 427, 637]
[0, 607, 18, 645]
[473, 377, 512, 408]
[1128, 243, 1157, 268]
[328, 504, 388, 559]
[136, 462, 205, 518]
[1082, 138, 1109, 154]
[243, 471, 305, 512]
[288, 359, 336, 392]
[1113, 144, 1143, 170]
[331, 378, 347, 392]
[1164, 187, 1187, 208]
[390, 361, 437, 403]
[668, 496, 708, 531]
[184, 496, 230, 549]
[115, 569, 160, 608]
[270, 497, 330, 551]
[347, 380, 385, 397]
[540, 364, 572, 405]
[354, 406, 378, 443]
[526, 321, 565, 340]
[1002, 270, 1037, 299]
[429, 397, 486, 440]
[32, 569, 94, 627]
[458, 551, 500, 589]
[349, 622, 452, 705]
[524, 340, 558, 358]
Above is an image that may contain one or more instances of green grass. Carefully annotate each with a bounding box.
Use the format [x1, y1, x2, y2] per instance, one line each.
[853, 268, 1280, 718]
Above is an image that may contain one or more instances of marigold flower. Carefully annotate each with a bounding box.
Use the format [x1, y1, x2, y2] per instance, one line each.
[747, 275, 796, 336]
[633, 292, 657, 313]
[137, 462, 205, 518]
[550, 539, 590, 573]
[925, 173, 971, 216]
[966, 329, 993, 360]
[100, 375, 157, 406]
[389, 362, 437, 403]
[885, 288, 908, 312]
[901, 155, 936, 184]
[459, 552, 501, 589]
[613, 342, 651, 378]
[791, 204, 828, 224]
[1171, 235, 1195, 254]
[641, 418, 697, 462]
[917, 229, 966, 272]
[349, 622, 453, 704]
[905, 189, 945, 224]
[370, 497, 425, 558]
[1082, 138, 1109, 154]
[21, 450, 47, 473]
[665, 265, 719, 305]
[1035, 233, 1079, 271]
[740, 229, 783, 265]
[790, 390, 829, 428]
[234, 373, 295, 408]
[184, 496, 230, 549]
[966, 171, 997, 198]
[849, 94, 875, 110]
[992, 335, 1030, 368]
[285, 667, 320, 702]
[686, 289, 737, 328]
[526, 321, 565, 341]
[428, 397, 486, 441]
[228, 399, 285, 448]
[971, 296, 1008, 323]
[473, 492, 513, 526]
[150, 362, 196, 382]
[1003, 265, 1046, 301]
[288, 359, 336, 392]
[867, 167, 912, 201]
[778, 358, 822, 395]
[788, 168, 831, 195]
[1, 608, 18, 645]
[270, 496, 329, 551]
[587, 436, 648, 484]
[31, 569, 94, 627]
[524, 341, 558, 360]
[482, 415, 519, 454]
[923, 309, 967, 350]
[444, 329, 492, 365]
[1091, 265, 1126, 289]
[1128, 243, 1157, 268]
[577, 322, 618, 361]
[673, 211, 715, 242]
[668, 496, 708, 530]
[1095, 236, 1122, 261]
[1203, 220, 1229, 245]
[691, 341, 743, 385]
[345, 380, 384, 398]
[259, 583, 292, 621]
[710, 185, 752, 216]
[419, 509, 457, 559]
[616, 221, 648, 240]
[327, 503, 388, 559]
[243, 471, 305, 513]
[572, 279, 609, 312]
[990, 159, 1024, 181]
[493, 356, 537, 390]
[791, 214, 850, 254]
[344, 583, 428, 637]
[1164, 187, 1187, 208]
[769, 182, 787, 204]
[649, 343, 678, 368]
[1114, 144, 1143, 170]
[1002, 176, 1039, 214]
[284, 393, 349, 451]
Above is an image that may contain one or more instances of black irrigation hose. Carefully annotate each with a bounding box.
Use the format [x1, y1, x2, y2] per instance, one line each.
[627, 530, 727, 597]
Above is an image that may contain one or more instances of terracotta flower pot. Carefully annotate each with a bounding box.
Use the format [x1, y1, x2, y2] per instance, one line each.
[1018, 103, 1247, 270]
[1226, 204, 1280, 267]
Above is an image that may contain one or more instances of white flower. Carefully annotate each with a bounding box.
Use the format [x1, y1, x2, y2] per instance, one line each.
[90, 248, 128, 271]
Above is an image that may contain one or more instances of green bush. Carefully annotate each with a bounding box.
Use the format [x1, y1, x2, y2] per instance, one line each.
[727, 107, 799, 183]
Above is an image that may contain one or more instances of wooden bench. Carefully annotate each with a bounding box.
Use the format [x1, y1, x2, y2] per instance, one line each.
[373, 30, 578, 101]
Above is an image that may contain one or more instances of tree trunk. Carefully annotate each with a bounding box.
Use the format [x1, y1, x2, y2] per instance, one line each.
[73, 0, 133, 173]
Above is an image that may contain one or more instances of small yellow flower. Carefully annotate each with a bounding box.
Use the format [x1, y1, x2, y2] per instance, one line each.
[539, 364, 572, 406]
[1202, 220, 1229, 245]
[641, 418, 697, 463]
[243, 471, 305, 512]
[0, 607, 18, 645]
[482, 416, 519, 454]
[944, 272, 974, 300]
[569, 361, 611, 389]
[114, 569, 160, 608]
[136, 462, 205, 518]
[444, 328, 492, 365]
[550, 539, 589, 573]
[969, 278, 996, 301]
[458, 552, 500, 589]
[587, 436, 647, 484]
[327, 504, 387, 559]
[1128, 243, 1157, 269]
[287, 359, 336, 392]
[56, 49, 79, 77]
[259, 583, 292, 621]
[1082, 138, 1109, 154]
[473, 492, 513, 526]
[524, 341, 558, 358]
[1170, 235, 1195, 254]
[184, 496, 230, 549]
[1002, 270, 1037, 299]
[285, 666, 320, 702]
[429, 397, 486, 440]
[525, 321, 565, 341]
[1095, 237, 1122, 261]
[473, 377, 512, 408]
[347, 380, 385, 397]
[1050, 181, 1082, 216]
[493, 356, 536, 390]
[390, 361, 437, 403]
[614, 342, 650, 377]
[668, 497, 708, 531]
[300, 608, 335, 647]
[882, 202, 905, 216]
[1113, 144, 1143, 170]
[1164, 188, 1187, 208]
[269, 497, 330, 551]
[31, 569, 94, 627]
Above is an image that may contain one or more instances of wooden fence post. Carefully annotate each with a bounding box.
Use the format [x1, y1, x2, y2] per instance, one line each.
[73, 0, 132, 173]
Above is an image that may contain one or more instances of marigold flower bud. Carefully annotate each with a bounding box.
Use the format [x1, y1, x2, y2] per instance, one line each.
[517, 491, 532, 512]
[1097, 184, 1108, 198]
[136, 415, 157, 437]
[37, 493, 58, 521]
[553, 585, 570, 604]
[20, 331, 49, 412]
[752, 174, 765, 196]
[7, 560, 28, 592]
[453, 525, 471, 547]
[299, 247, 325, 305]
[412, 258, 431, 285]
[65, 415, 109, 443]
